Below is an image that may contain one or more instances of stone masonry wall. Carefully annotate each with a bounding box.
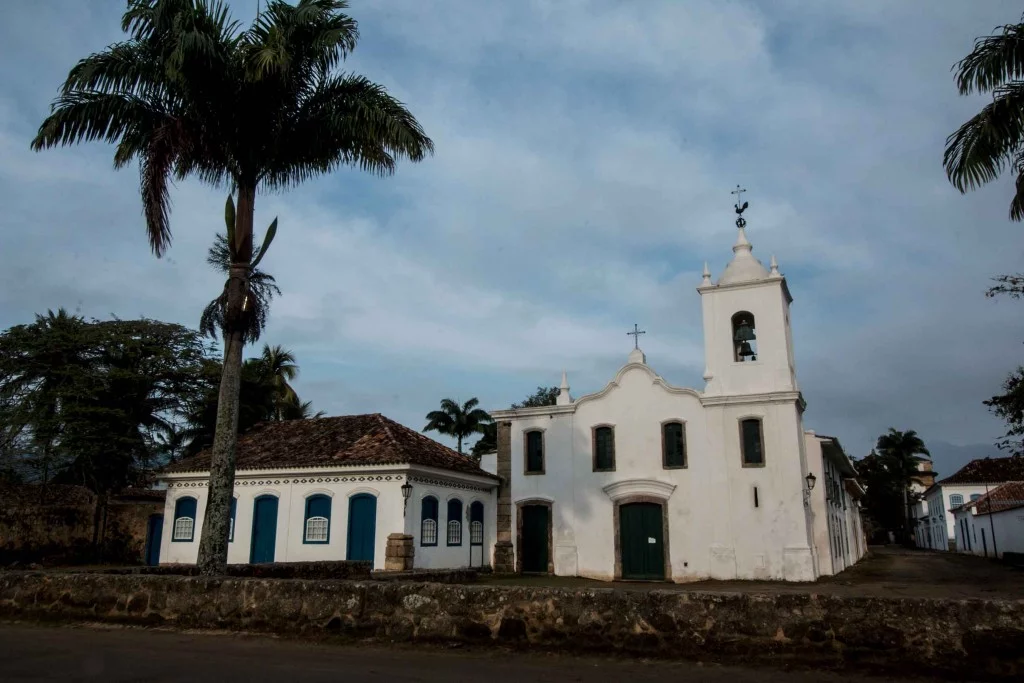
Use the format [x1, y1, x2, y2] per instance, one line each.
[1, 571, 1023, 679]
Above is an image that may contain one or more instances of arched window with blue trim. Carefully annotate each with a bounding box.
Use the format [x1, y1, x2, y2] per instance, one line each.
[447, 498, 463, 546]
[469, 501, 484, 546]
[421, 496, 438, 546]
[229, 497, 237, 542]
[304, 494, 331, 544]
[172, 497, 197, 542]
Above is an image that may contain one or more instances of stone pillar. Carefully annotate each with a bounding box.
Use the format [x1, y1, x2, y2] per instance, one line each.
[384, 533, 414, 571]
[493, 420, 515, 573]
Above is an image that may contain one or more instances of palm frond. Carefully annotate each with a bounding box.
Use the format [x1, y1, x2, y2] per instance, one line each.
[954, 17, 1024, 95]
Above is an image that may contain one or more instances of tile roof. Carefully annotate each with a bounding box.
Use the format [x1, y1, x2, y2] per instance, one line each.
[953, 481, 1024, 515]
[936, 456, 1024, 486]
[163, 413, 496, 478]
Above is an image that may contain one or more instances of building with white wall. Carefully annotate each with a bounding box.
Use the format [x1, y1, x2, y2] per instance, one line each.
[155, 414, 498, 570]
[915, 457, 1024, 551]
[488, 211, 865, 582]
[952, 481, 1024, 559]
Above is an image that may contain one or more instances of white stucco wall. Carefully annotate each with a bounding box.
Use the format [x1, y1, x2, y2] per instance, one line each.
[954, 506, 1024, 559]
[500, 360, 822, 583]
[158, 465, 496, 570]
[804, 434, 866, 577]
[409, 481, 496, 569]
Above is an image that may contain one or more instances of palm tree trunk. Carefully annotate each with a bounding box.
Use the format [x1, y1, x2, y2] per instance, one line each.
[457, 435, 462, 455]
[197, 185, 255, 576]
[902, 486, 910, 546]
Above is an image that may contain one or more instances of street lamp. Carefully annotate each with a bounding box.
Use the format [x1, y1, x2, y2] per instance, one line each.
[805, 472, 817, 491]
[401, 481, 413, 517]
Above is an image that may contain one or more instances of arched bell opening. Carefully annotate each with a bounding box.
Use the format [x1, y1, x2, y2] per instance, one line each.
[732, 311, 757, 362]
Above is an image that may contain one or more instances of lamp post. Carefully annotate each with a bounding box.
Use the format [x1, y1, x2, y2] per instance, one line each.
[401, 481, 412, 517]
[803, 472, 816, 506]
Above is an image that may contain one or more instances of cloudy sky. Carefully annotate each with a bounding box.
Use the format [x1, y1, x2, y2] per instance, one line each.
[1, 1, 1022, 475]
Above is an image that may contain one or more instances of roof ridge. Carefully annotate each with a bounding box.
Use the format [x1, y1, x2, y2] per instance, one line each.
[375, 413, 402, 454]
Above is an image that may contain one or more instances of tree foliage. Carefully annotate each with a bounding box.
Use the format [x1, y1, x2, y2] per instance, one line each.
[423, 397, 492, 456]
[855, 429, 931, 544]
[511, 386, 559, 409]
[984, 366, 1024, 457]
[945, 13, 1024, 220]
[0, 311, 211, 492]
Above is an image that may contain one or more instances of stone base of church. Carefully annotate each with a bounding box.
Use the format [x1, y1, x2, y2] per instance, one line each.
[492, 541, 514, 573]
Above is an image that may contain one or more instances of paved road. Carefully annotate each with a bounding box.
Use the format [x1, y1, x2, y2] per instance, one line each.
[0, 624, 964, 682]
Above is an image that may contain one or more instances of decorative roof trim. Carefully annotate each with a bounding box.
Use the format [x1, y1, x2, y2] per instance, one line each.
[701, 390, 802, 406]
[602, 478, 677, 502]
[491, 404, 575, 419]
[697, 276, 793, 304]
[574, 362, 702, 409]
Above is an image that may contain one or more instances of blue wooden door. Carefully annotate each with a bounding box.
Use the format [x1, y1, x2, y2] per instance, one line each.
[250, 496, 278, 564]
[144, 514, 163, 566]
[346, 494, 377, 562]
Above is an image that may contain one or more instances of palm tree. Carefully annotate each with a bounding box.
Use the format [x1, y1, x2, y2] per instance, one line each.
[424, 398, 493, 456]
[876, 428, 931, 545]
[32, 0, 432, 575]
[944, 14, 1024, 220]
[259, 344, 299, 420]
[200, 227, 281, 346]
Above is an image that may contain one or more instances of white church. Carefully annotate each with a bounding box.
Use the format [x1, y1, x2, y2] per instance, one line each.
[486, 203, 866, 582]
[153, 201, 865, 582]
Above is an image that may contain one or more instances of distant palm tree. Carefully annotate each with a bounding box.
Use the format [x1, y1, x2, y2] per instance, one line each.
[424, 398, 492, 456]
[258, 344, 299, 420]
[32, 0, 432, 575]
[876, 428, 931, 544]
[944, 14, 1024, 220]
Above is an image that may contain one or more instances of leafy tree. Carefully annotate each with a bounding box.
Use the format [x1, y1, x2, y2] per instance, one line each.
[944, 13, 1024, 220]
[984, 366, 1024, 457]
[424, 398, 492, 456]
[470, 422, 497, 459]
[511, 386, 559, 409]
[875, 428, 931, 544]
[32, 0, 433, 575]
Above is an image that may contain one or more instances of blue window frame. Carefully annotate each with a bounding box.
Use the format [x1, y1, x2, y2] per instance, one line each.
[447, 499, 463, 546]
[421, 496, 439, 546]
[949, 494, 963, 509]
[172, 497, 197, 542]
[469, 501, 484, 546]
[303, 494, 331, 544]
[229, 497, 237, 542]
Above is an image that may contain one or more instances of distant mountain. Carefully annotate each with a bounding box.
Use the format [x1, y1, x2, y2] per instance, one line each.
[925, 441, 1002, 481]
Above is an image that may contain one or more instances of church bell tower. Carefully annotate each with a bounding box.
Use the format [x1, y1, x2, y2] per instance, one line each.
[698, 188, 798, 397]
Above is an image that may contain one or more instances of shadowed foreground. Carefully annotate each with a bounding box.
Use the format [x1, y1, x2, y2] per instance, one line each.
[0, 624, 967, 682]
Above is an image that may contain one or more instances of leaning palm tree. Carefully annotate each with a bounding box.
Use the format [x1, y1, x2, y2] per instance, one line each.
[944, 14, 1024, 220]
[32, 0, 433, 574]
[423, 398, 493, 456]
[876, 428, 931, 545]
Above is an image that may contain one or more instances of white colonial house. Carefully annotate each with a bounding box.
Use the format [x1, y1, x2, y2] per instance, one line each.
[488, 215, 866, 582]
[154, 414, 498, 570]
[915, 457, 1024, 551]
[951, 481, 1024, 559]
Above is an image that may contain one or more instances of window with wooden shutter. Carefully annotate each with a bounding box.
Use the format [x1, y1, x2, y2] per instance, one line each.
[662, 421, 686, 468]
[420, 496, 438, 546]
[740, 418, 764, 466]
[593, 426, 615, 471]
[525, 430, 544, 474]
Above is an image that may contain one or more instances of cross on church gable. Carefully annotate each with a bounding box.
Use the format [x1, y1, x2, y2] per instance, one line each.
[627, 323, 646, 349]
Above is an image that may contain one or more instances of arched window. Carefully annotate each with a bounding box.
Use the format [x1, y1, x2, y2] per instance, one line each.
[470, 501, 484, 546]
[447, 498, 463, 546]
[229, 497, 237, 543]
[731, 311, 757, 362]
[740, 418, 764, 466]
[949, 494, 964, 509]
[172, 497, 197, 542]
[525, 430, 544, 474]
[421, 496, 439, 546]
[303, 494, 331, 544]
[593, 425, 615, 471]
[662, 421, 686, 468]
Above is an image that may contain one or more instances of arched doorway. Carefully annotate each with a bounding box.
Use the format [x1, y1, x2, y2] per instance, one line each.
[517, 501, 552, 574]
[143, 514, 163, 566]
[469, 501, 485, 567]
[250, 495, 279, 564]
[618, 501, 666, 580]
[346, 493, 377, 563]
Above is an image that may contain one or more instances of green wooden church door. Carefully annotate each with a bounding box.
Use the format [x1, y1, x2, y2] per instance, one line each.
[520, 505, 549, 573]
[619, 502, 665, 580]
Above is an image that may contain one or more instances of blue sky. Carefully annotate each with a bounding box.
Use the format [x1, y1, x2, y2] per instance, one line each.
[1, 1, 1023, 476]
